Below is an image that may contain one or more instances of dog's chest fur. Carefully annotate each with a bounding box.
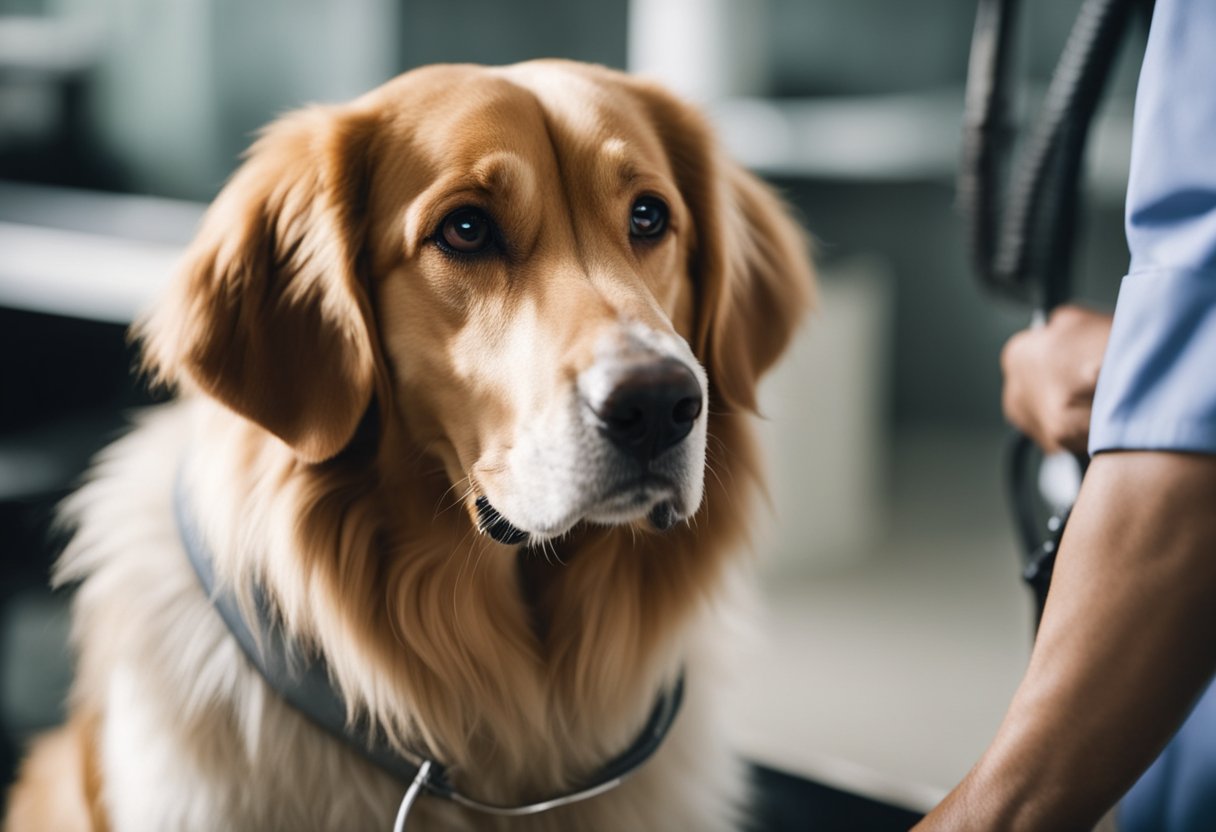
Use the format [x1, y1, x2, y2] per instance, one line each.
[59, 403, 744, 831]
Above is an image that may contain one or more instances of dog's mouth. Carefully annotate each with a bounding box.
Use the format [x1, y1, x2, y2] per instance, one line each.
[474, 495, 530, 545]
[475, 478, 681, 546]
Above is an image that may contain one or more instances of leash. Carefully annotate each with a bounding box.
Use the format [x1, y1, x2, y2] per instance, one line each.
[173, 469, 684, 829]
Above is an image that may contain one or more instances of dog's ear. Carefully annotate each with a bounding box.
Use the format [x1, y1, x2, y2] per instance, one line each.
[139, 106, 380, 462]
[704, 164, 816, 412]
[642, 88, 815, 413]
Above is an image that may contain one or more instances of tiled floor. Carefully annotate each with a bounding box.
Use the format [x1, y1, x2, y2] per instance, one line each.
[735, 427, 1036, 812]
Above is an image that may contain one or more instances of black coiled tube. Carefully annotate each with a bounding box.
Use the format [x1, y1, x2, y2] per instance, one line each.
[962, 0, 1145, 311]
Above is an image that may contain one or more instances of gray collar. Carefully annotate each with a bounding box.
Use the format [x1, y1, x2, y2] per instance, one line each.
[173, 470, 683, 825]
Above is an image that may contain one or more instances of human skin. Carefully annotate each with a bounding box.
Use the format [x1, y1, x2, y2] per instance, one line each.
[916, 309, 1216, 830]
[999, 305, 1112, 455]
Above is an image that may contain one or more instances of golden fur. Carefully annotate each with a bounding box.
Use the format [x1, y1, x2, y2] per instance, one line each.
[6, 60, 813, 831]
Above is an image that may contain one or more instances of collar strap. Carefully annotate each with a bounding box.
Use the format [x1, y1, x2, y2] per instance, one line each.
[173, 470, 683, 817]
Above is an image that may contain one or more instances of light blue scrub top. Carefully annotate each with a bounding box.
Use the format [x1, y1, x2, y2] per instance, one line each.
[1089, 0, 1216, 455]
[1086, 4, 1216, 828]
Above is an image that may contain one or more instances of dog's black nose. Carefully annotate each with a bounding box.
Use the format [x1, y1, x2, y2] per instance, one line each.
[590, 359, 702, 463]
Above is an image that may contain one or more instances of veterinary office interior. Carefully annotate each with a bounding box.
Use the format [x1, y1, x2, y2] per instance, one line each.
[0, 0, 1154, 826]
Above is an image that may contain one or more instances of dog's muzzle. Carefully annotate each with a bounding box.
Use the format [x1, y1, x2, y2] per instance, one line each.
[474, 337, 707, 545]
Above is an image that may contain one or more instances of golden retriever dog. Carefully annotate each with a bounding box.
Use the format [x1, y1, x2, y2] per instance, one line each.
[5, 60, 812, 831]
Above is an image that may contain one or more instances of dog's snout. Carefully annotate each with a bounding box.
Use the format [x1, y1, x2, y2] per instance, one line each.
[589, 359, 703, 463]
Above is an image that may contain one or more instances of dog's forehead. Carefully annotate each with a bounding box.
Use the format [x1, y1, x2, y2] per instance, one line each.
[381, 63, 670, 182]
[498, 63, 672, 167]
[491, 63, 610, 138]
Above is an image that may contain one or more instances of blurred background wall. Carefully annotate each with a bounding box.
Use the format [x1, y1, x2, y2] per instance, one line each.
[0, 0, 1151, 813]
[1, 0, 1144, 423]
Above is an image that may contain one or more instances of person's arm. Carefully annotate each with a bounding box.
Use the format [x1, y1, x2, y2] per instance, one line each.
[921, 1, 1216, 826]
[916, 451, 1216, 830]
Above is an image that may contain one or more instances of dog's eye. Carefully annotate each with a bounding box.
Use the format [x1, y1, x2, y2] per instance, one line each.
[629, 196, 668, 240]
[438, 208, 493, 254]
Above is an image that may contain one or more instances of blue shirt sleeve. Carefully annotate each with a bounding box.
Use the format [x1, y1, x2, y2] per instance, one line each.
[1088, 0, 1216, 455]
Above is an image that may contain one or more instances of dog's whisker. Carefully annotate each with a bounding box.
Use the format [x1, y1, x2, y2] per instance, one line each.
[702, 447, 728, 495]
[469, 534, 492, 587]
[432, 476, 472, 520]
[452, 524, 479, 591]
[439, 484, 477, 523]
[545, 537, 566, 567]
[704, 433, 736, 495]
[452, 527, 483, 619]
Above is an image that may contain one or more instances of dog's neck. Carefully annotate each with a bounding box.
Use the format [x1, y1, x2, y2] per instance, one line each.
[512, 526, 595, 644]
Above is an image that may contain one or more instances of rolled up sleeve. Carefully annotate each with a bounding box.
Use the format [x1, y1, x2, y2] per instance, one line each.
[1089, 0, 1216, 455]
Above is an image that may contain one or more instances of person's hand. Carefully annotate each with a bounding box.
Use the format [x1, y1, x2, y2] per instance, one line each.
[1000, 305, 1113, 454]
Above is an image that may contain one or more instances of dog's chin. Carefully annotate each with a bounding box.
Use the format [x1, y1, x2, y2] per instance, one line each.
[476, 482, 688, 546]
[582, 482, 683, 531]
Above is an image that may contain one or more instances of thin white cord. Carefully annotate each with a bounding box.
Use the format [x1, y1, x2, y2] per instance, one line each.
[393, 760, 433, 832]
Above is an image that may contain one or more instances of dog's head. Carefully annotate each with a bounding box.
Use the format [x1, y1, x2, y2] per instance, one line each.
[142, 61, 812, 544]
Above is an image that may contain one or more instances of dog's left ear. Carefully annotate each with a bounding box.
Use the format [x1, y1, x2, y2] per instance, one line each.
[702, 163, 815, 412]
[640, 87, 815, 413]
[139, 106, 380, 463]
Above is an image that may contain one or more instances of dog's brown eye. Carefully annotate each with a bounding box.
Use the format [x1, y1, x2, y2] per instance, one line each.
[630, 196, 668, 240]
[439, 208, 493, 254]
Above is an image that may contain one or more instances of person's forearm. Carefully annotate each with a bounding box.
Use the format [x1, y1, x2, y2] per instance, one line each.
[917, 452, 1216, 831]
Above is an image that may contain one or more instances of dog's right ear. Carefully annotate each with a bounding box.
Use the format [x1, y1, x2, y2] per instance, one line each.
[138, 106, 380, 463]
